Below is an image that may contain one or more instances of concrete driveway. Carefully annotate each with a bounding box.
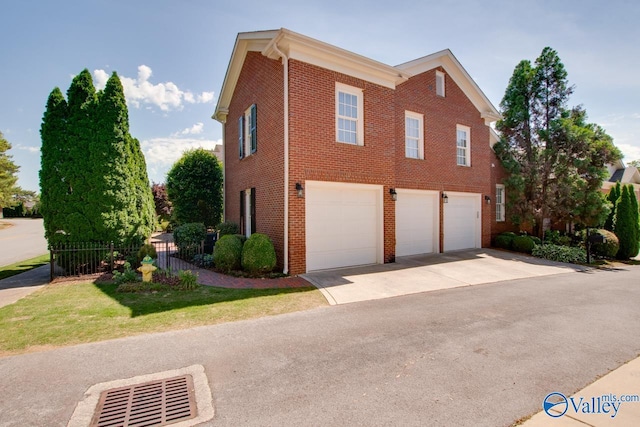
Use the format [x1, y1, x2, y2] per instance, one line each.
[303, 248, 589, 304]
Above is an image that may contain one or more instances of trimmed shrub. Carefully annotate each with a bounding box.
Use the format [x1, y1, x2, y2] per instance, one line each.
[213, 234, 243, 273]
[494, 233, 515, 250]
[217, 221, 239, 238]
[173, 222, 206, 255]
[137, 244, 157, 265]
[578, 229, 619, 259]
[513, 235, 535, 253]
[241, 233, 277, 275]
[532, 244, 586, 264]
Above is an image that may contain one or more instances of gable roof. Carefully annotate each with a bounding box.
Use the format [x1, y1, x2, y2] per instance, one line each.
[213, 28, 500, 124]
[609, 166, 640, 184]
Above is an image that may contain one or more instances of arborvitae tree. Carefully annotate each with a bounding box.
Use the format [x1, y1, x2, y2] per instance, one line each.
[495, 47, 621, 235]
[604, 181, 621, 231]
[166, 148, 223, 227]
[40, 69, 154, 247]
[614, 185, 638, 259]
[0, 131, 20, 213]
[39, 88, 68, 244]
[627, 184, 639, 257]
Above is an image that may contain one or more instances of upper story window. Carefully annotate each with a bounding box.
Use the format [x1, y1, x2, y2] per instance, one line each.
[456, 124, 470, 167]
[405, 111, 424, 159]
[336, 83, 364, 146]
[436, 71, 445, 97]
[238, 104, 257, 159]
[496, 184, 505, 222]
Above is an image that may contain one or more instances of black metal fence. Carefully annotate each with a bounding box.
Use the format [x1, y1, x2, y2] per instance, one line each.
[49, 240, 207, 281]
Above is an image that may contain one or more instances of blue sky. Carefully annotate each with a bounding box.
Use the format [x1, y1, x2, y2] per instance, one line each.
[2, 0, 639, 192]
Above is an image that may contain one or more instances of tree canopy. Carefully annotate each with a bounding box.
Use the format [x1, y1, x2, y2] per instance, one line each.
[0, 131, 20, 210]
[166, 148, 223, 228]
[494, 47, 622, 236]
[40, 69, 155, 246]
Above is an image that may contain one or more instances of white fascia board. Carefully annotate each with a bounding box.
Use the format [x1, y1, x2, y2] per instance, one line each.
[396, 49, 501, 124]
[489, 127, 501, 148]
[213, 30, 279, 123]
[266, 29, 409, 89]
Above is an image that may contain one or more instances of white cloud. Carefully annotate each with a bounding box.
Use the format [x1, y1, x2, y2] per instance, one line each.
[617, 143, 640, 163]
[177, 122, 204, 135]
[92, 66, 215, 111]
[16, 144, 40, 154]
[141, 137, 221, 167]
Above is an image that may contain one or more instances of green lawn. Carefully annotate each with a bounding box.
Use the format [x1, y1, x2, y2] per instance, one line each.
[0, 281, 327, 356]
[0, 254, 50, 280]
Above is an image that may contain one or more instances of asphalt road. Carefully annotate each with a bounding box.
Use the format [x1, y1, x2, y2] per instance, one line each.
[0, 266, 639, 426]
[0, 219, 47, 267]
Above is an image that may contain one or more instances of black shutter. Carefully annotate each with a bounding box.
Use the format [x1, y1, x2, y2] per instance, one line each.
[239, 190, 245, 235]
[250, 104, 257, 154]
[250, 187, 256, 235]
[238, 115, 244, 159]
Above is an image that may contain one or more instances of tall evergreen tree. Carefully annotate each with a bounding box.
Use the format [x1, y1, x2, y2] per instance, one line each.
[40, 69, 154, 247]
[39, 88, 68, 243]
[627, 184, 639, 257]
[495, 47, 621, 235]
[614, 185, 638, 259]
[604, 181, 621, 231]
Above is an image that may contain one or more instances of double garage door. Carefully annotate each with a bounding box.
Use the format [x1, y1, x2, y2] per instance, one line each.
[305, 182, 481, 272]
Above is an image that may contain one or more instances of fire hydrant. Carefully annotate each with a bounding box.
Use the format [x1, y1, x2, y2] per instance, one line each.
[138, 255, 157, 282]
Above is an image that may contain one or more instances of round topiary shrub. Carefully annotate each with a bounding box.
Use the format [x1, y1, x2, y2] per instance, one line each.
[213, 234, 243, 273]
[241, 233, 277, 275]
[494, 232, 515, 250]
[578, 229, 620, 259]
[512, 235, 535, 253]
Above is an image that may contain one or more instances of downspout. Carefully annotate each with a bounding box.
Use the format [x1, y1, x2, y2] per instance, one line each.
[270, 40, 290, 274]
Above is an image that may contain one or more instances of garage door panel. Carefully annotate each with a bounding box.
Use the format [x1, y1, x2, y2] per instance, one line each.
[306, 183, 380, 271]
[443, 194, 480, 251]
[395, 191, 438, 257]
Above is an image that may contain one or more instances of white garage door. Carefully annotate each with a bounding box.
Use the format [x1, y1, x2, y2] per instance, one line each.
[395, 190, 439, 256]
[443, 193, 481, 251]
[306, 182, 381, 272]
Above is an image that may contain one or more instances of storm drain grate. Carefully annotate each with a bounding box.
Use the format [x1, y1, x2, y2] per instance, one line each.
[90, 374, 197, 427]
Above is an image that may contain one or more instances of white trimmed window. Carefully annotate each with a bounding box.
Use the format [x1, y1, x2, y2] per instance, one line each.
[336, 83, 364, 145]
[496, 184, 505, 222]
[436, 71, 445, 97]
[456, 124, 470, 166]
[405, 111, 424, 159]
[238, 104, 257, 159]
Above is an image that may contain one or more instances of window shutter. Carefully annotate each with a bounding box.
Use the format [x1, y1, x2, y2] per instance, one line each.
[250, 187, 256, 235]
[239, 190, 245, 235]
[238, 115, 245, 159]
[250, 104, 257, 154]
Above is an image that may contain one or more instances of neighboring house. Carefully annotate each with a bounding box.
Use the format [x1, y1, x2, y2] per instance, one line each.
[213, 28, 511, 275]
[603, 159, 640, 200]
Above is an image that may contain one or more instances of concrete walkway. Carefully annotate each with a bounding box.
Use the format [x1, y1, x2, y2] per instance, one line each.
[303, 249, 589, 305]
[0, 264, 50, 308]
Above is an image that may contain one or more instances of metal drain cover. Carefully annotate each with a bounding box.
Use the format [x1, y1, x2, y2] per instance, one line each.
[68, 365, 214, 427]
[90, 375, 196, 427]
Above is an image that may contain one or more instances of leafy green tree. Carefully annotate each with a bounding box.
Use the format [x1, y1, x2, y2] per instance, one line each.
[0, 131, 20, 212]
[495, 47, 621, 236]
[627, 160, 640, 168]
[40, 69, 154, 247]
[614, 185, 639, 259]
[604, 181, 621, 231]
[166, 148, 223, 227]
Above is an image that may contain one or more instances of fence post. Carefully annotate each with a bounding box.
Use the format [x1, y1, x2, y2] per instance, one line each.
[165, 240, 169, 270]
[49, 246, 54, 282]
[110, 241, 114, 272]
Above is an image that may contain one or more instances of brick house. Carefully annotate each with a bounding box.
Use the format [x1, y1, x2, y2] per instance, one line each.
[213, 28, 510, 275]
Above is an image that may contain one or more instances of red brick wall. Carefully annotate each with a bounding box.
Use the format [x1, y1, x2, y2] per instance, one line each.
[490, 149, 519, 238]
[287, 59, 397, 274]
[224, 52, 285, 268]
[395, 67, 494, 249]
